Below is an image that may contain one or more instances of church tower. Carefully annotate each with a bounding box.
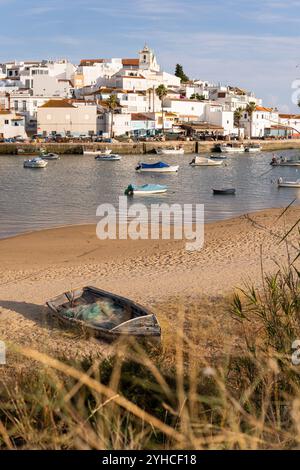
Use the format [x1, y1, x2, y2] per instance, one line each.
[138, 44, 160, 72]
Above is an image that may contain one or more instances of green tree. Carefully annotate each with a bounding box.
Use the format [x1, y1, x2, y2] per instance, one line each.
[175, 64, 189, 83]
[245, 101, 257, 139]
[234, 107, 243, 139]
[155, 84, 168, 134]
[105, 94, 119, 138]
[190, 93, 206, 101]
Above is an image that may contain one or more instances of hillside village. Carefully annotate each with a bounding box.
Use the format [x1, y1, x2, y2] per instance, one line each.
[0, 44, 299, 141]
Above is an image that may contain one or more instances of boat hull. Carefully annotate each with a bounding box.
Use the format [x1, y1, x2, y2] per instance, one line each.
[47, 286, 161, 342]
[213, 188, 236, 195]
[219, 146, 245, 153]
[24, 159, 48, 168]
[245, 147, 261, 153]
[84, 150, 112, 156]
[95, 154, 121, 161]
[136, 166, 179, 173]
[156, 148, 185, 155]
[190, 158, 223, 166]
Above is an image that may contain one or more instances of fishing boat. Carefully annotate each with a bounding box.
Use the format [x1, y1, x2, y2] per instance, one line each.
[245, 144, 262, 153]
[124, 184, 167, 195]
[277, 178, 300, 188]
[210, 154, 227, 160]
[84, 148, 112, 156]
[270, 157, 300, 167]
[40, 152, 60, 160]
[95, 154, 121, 161]
[219, 143, 245, 153]
[135, 161, 179, 173]
[23, 157, 48, 168]
[190, 156, 223, 166]
[156, 147, 185, 155]
[47, 286, 161, 342]
[213, 188, 236, 195]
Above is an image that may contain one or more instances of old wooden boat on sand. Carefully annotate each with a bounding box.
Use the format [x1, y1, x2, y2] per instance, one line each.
[47, 286, 161, 342]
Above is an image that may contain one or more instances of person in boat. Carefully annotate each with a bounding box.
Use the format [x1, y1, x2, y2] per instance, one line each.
[271, 155, 278, 165]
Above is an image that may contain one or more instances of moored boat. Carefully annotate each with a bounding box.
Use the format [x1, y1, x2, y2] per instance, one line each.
[124, 184, 167, 195]
[40, 152, 60, 160]
[213, 188, 236, 195]
[245, 144, 262, 153]
[156, 147, 185, 155]
[47, 286, 161, 342]
[23, 157, 48, 168]
[270, 156, 300, 167]
[84, 148, 112, 156]
[95, 154, 121, 161]
[190, 156, 223, 166]
[277, 177, 300, 188]
[135, 161, 179, 173]
[219, 143, 245, 153]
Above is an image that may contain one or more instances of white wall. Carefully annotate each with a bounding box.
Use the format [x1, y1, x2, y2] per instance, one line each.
[0, 112, 27, 138]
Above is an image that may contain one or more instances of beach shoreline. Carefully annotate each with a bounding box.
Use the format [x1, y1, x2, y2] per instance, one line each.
[0, 206, 299, 362]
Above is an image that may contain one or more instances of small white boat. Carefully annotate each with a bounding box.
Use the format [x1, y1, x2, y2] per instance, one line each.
[219, 143, 245, 153]
[278, 177, 300, 188]
[124, 184, 168, 195]
[135, 162, 179, 173]
[95, 154, 121, 161]
[156, 147, 185, 155]
[24, 157, 48, 168]
[190, 156, 223, 166]
[245, 144, 262, 153]
[84, 148, 112, 156]
[40, 152, 60, 160]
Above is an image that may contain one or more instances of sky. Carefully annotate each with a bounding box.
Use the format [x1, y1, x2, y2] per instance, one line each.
[2, 0, 300, 112]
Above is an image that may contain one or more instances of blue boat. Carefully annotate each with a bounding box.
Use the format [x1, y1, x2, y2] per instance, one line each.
[124, 184, 168, 195]
[135, 161, 179, 173]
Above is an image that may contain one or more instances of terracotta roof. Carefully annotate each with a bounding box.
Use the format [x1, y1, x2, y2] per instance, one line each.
[40, 99, 75, 108]
[256, 106, 273, 112]
[0, 109, 10, 114]
[279, 114, 300, 119]
[131, 113, 155, 121]
[122, 59, 139, 66]
[80, 59, 105, 66]
[268, 125, 293, 130]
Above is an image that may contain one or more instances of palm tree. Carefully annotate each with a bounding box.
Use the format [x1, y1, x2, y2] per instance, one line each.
[155, 84, 168, 134]
[245, 101, 257, 139]
[105, 94, 119, 138]
[234, 107, 243, 139]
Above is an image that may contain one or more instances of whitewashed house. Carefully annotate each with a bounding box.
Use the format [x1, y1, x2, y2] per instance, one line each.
[37, 99, 100, 137]
[240, 106, 279, 138]
[278, 114, 300, 138]
[0, 109, 27, 139]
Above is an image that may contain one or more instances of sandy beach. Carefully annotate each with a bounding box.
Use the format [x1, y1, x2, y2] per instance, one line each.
[0, 207, 299, 364]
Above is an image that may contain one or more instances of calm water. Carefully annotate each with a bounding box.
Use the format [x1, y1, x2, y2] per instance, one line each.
[0, 150, 300, 238]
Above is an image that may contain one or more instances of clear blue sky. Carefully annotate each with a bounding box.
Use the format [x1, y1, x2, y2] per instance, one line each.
[2, 0, 300, 112]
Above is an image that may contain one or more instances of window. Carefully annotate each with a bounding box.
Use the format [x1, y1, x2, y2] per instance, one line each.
[22, 101, 27, 111]
[143, 55, 146, 60]
[244, 113, 247, 119]
[14, 101, 18, 111]
[4, 120, 9, 125]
